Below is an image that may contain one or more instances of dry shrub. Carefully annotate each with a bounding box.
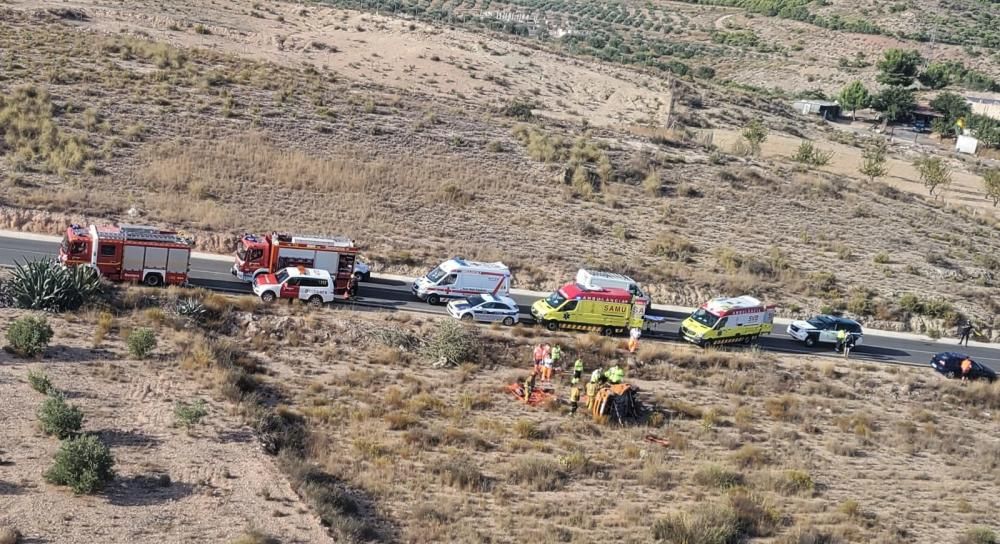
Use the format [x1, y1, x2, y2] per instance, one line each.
[779, 526, 844, 544]
[834, 412, 876, 440]
[692, 464, 745, 490]
[648, 232, 698, 262]
[0, 526, 21, 544]
[384, 412, 420, 431]
[958, 527, 998, 544]
[763, 394, 801, 422]
[652, 491, 780, 542]
[837, 499, 862, 520]
[513, 419, 543, 440]
[733, 406, 754, 431]
[435, 455, 491, 492]
[368, 345, 407, 366]
[669, 348, 770, 371]
[141, 132, 517, 199]
[652, 504, 738, 544]
[0, 85, 89, 174]
[759, 469, 815, 496]
[228, 529, 278, 544]
[638, 454, 672, 490]
[92, 311, 114, 347]
[731, 444, 771, 469]
[663, 398, 704, 420]
[637, 343, 673, 364]
[507, 457, 566, 491]
[827, 439, 864, 457]
[279, 455, 379, 541]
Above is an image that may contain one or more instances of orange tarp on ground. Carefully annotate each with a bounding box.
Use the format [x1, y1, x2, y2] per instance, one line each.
[506, 382, 557, 406]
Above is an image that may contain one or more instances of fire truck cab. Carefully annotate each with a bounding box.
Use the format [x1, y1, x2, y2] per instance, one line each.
[59, 224, 192, 286]
[233, 232, 358, 298]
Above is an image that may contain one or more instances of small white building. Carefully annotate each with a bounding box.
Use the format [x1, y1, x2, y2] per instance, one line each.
[956, 133, 979, 155]
[792, 99, 840, 120]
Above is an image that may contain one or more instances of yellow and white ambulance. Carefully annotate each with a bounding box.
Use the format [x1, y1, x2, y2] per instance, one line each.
[680, 295, 775, 347]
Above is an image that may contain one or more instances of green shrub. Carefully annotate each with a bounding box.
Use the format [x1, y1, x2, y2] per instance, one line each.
[792, 140, 833, 166]
[6, 259, 101, 312]
[420, 320, 478, 366]
[27, 368, 54, 395]
[174, 399, 208, 428]
[44, 434, 115, 494]
[38, 393, 84, 439]
[127, 328, 157, 359]
[5, 315, 54, 357]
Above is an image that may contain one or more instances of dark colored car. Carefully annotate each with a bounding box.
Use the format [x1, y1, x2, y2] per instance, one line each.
[929, 352, 997, 382]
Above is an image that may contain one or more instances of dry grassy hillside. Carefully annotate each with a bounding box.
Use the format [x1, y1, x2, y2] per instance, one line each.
[1, 2, 1000, 338]
[3, 288, 1000, 543]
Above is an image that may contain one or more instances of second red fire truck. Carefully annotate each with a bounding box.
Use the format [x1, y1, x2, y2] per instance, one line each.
[232, 232, 359, 298]
[59, 224, 193, 286]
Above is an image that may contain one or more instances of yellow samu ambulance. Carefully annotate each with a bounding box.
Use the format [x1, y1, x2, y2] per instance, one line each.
[680, 295, 775, 347]
[531, 282, 647, 335]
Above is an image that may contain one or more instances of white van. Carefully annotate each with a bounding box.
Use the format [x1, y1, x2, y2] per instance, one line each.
[575, 269, 650, 305]
[412, 258, 511, 305]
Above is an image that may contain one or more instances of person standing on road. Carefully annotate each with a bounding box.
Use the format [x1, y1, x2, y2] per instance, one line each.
[835, 328, 847, 353]
[959, 322, 974, 346]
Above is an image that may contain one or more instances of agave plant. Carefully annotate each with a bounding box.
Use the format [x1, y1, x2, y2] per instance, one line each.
[7, 258, 102, 312]
[175, 298, 207, 321]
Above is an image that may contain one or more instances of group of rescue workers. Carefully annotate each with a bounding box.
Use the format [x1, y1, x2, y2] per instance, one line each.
[522, 327, 643, 416]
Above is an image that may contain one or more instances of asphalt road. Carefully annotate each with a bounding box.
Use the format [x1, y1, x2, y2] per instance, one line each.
[1, 233, 998, 372]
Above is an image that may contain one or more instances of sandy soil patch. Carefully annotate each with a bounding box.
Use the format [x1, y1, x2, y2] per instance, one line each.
[0, 309, 329, 544]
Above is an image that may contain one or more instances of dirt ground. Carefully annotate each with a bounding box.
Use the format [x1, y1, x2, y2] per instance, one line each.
[0, 308, 329, 544]
[1, 288, 1000, 543]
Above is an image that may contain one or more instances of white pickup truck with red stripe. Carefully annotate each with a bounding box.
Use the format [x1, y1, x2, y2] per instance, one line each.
[411, 257, 510, 305]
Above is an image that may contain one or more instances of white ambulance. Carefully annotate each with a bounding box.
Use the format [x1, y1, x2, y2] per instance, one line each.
[412, 258, 511, 305]
[575, 269, 651, 305]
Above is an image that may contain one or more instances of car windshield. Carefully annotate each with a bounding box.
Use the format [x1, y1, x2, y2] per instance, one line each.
[807, 317, 831, 329]
[545, 291, 567, 308]
[466, 295, 485, 307]
[426, 266, 446, 283]
[275, 269, 290, 284]
[236, 241, 247, 261]
[690, 308, 720, 328]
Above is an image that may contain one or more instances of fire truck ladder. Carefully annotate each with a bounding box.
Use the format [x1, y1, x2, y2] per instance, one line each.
[287, 234, 354, 248]
[114, 225, 191, 244]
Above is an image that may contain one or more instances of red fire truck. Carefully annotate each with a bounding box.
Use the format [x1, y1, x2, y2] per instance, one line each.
[232, 232, 359, 298]
[59, 224, 193, 286]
